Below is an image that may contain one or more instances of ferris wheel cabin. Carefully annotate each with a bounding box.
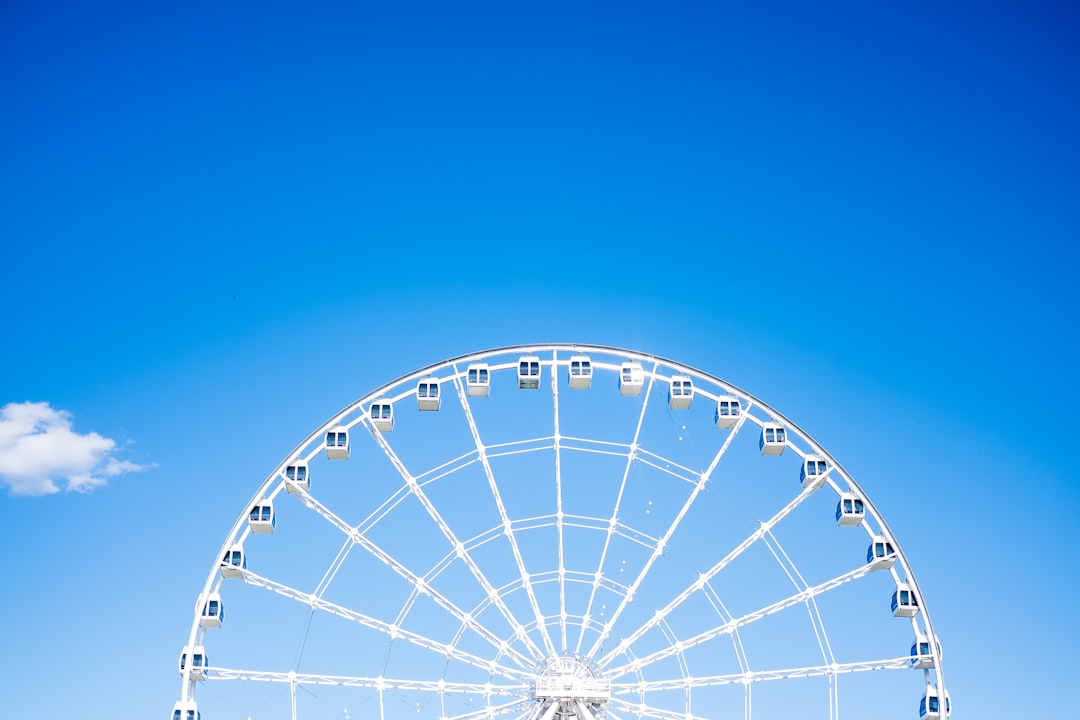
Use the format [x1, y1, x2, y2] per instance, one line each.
[569, 355, 593, 389]
[284, 461, 309, 494]
[760, 422, 787, 455]
[835, 492, 865, 526]
[518, 355, 541, 389]
[248, 500, 275, 534]
[800, 455, 828, 489]
[466, 363, 490, 396]
[325, 428, 350, 459]
[619, 361, 644, 395]
[220, 543, 246, 578]
[910, 633, 933, 669]
[668, 375, 694, 409]
[171, 700, 201, 720]
[892, 582, 920, 617]
[199, 593, 224, 628]
[715, 395, 742, 428]
[178, 645, 208, 680]
[920, 687, 951, 719]
[417, 378, 441, 411]
[370, 400, 394, 432]
[867, 535, 896, 569]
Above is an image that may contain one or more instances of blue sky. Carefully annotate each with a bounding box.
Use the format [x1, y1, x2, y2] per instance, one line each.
[1, 1, 1078, 718]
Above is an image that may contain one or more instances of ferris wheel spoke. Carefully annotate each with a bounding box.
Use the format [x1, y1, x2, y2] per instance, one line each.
[452, 370, 558, 660]
[206, 668, 530, 696]
[604, 562, 878, 680]
[369, 413, 548, 662]
[587, 411, 743, 662]
[608, 655, 913, 695]
[292, 485, 357, 537]
[598, 481, 817, 669]
[440, 697, 534, 720]
[607, 697, 710, 720]
[237, 568, 529, 680]
[550, 350, 570, 654]
[575, 365, 657, 656]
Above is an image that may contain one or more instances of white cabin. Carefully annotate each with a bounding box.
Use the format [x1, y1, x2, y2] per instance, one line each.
[284, 461, 309, 494]
[668, 375, 694, 409]
[568, 355, 593, 389]
[249, 500, 275, 534]
[800, 455, 828, 489]
[199, 593, 224, 628]
[920, 687, 950, 719]
[518, 355, 541, 389]
[417, 378, 441, 411]
[892, 582, 920, 617]
[835, 492, 865, 526]
[760, 422, 786, 455]
[325, 428, 350, 460]
[171, 700, 201, 720]
[867, 535, 896, 569]
[220, 543, 245, 579]
[910, 633, 933, 669]
[619, 362, 644, 396]
[714, 396, 741, 429]
[178, 645, 208, 679]
[370, 400, 394, 432]
[466, 363, 490, 397]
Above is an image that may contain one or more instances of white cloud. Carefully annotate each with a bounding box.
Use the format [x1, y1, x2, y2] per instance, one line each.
[0, 401, 153, 496]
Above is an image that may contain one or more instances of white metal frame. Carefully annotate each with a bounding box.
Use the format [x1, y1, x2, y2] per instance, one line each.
[176, 343, 949, 720]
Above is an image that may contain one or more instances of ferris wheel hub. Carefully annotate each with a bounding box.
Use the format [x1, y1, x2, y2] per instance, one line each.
[533, 654, 610, 706]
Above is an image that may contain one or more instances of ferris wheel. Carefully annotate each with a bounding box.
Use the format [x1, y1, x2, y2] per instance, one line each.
[173, 344, 950, 720]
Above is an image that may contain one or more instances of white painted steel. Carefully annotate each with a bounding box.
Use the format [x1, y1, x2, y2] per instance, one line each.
[175, 344, 948, 719]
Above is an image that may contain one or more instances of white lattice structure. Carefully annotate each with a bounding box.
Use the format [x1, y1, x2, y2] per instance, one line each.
[174, 344, 949, 720]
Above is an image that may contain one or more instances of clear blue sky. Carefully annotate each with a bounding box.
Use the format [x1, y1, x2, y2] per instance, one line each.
[1, 1, 1077, 718]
